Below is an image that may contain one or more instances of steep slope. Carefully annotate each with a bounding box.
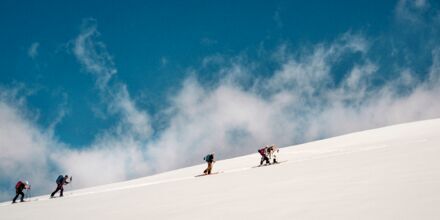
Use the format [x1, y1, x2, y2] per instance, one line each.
[1, 119, 440, 220]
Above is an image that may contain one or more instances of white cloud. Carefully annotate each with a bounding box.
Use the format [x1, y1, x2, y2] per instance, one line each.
[47, 93, 69, 136]
[73, 19, 152, 139]
[58, 136, 150, 188]
[73, 19, 116, 89]
[143, 33, 440, 172]
[395, 0, 430, 25]
[28, 42, 39, 59]
[0, 19, 154, 201]
[0, 83, 153, 200]
[57, 19, 154, 186]
[0, 97, 56, 199]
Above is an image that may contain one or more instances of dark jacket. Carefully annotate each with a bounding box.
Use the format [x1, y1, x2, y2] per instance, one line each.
[57, 176, 70, 186]
[62, 177, 70, 186]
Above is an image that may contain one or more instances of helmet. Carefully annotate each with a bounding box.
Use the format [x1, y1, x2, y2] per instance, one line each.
[24, 181, 30, 189]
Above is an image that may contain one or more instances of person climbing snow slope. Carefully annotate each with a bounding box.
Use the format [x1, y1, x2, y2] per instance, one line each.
[50, 175, 71, 198]
[258, 146, 271, 166]
[267, 144, 279, 164]
[203, 153, 215, 175]
[12, 180, 30, 203]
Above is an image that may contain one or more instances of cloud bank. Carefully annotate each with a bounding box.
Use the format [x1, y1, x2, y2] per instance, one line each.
[1, 1, 440, 201]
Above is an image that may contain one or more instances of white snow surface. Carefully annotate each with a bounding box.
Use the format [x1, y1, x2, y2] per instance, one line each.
[1, 119, 440, 219]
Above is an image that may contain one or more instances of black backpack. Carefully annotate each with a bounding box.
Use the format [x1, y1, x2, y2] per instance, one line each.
[56, 175, 64, 184]
[204, 154, 213, 162]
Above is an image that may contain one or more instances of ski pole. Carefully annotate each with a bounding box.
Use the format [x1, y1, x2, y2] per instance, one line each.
[25, 189, 29, 201]
[69, 176, 73, 195]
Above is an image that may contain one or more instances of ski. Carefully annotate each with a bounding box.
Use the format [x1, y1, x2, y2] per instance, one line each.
[11, 201, 28, 204]
[195, 171, 223, 177]
[252, 160, 287, 168]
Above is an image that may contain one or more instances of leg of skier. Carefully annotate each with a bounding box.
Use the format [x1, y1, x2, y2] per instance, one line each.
[272, 152, 278, 163]
[51, 185, 61, 197]
[265, 155, 270, 165]
[19, 191, 24, 202]
[207, 162, 213, 174]
[12, 192, 20, 203]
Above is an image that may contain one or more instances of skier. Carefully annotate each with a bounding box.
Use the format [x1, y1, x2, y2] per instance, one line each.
[203, 152, 215, 175]
[267, 144, 279, 164]
[12, 180, 30, 203]
[50, 175, 71, 198]
[258, 146, 271, 166]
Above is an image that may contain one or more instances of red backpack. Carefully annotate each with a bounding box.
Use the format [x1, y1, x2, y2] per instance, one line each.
[15, 181, 23, 189]
[258, 148, 266, 155]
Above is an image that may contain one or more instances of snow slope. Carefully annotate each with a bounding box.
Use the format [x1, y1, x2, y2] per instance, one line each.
[1, 119, 440, 220]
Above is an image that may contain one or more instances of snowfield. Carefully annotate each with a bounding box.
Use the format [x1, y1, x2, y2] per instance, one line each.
[1, 119, 440, 220]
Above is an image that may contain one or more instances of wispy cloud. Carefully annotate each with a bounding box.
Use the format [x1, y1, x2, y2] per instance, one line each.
[73, 18, 152, 139]
[28, 42, 39, 59]
[395, 0, 431, 25]
[200, 38, 218, 46]
[73, 19, 116, 89]
[60, 18, 153, 186]
[273, 9, 283, 28]
[160, 56, 168, 67]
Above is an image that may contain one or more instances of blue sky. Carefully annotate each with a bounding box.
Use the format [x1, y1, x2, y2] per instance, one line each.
[1, 0, 398, 146]
[1, 0, 440, 201]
